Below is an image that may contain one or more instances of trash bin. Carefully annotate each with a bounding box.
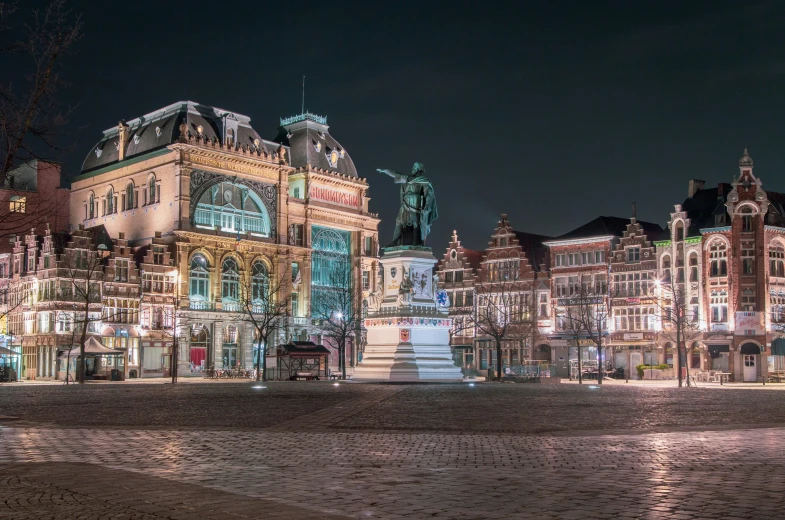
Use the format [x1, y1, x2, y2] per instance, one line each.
[110, 369, 120, 381]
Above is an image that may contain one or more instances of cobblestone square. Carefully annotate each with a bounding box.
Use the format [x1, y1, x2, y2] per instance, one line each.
[2, 381, 785, 519]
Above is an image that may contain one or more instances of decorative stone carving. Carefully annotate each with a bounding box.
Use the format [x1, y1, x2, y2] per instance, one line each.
[366, 267, 384, 313]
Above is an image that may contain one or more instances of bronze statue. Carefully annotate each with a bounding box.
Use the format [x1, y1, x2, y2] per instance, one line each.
[378, 162, 438, 247]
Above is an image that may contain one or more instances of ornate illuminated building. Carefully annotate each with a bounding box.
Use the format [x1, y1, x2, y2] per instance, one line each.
[2, 100, 382, 380]
[655, 150, 785, 381]
[439, 150, 785, 382]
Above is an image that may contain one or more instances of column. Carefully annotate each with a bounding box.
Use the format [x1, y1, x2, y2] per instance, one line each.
[213, 321, 223, 369]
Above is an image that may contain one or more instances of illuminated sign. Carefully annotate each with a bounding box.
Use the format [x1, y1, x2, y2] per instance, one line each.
[308, 185, 360, 208]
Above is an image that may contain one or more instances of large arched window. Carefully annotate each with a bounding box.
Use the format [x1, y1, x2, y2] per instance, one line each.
[251, 261, 269, 305]
[189, 254, 210, 301]
[221, 258, 240, 303]
[193, 182, 271, 236]
[709, 241, 728, 277]
[311, 226, 349, 287]
[125, 181, 135, 211]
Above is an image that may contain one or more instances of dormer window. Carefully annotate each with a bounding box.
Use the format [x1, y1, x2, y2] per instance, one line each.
[626, 247, 640, 263]
[226, 128, 234, 147]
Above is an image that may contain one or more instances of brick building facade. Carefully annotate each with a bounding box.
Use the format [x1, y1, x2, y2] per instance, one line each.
[439, 150, 785, 382]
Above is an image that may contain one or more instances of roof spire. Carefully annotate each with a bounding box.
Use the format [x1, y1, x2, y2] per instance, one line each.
[632, 201, 637, 221]
[302, 75, 306, 115]
[739, 147, 754, 168]
[452, 229, 458, 242]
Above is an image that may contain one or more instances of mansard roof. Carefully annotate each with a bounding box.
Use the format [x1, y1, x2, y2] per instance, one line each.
[81, 101, 280, 174]
[550, 216, 664, 243]
[274, 113, 358, 177]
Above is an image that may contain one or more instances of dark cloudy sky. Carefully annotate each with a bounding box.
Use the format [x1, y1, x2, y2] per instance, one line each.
[22, 0, 785, 250]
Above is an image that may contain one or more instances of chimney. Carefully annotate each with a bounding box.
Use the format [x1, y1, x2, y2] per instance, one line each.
[117, 121, 130, 160]
[688, 179, 705, 198]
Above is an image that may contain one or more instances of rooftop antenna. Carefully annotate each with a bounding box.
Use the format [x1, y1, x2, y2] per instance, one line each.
[301, 75, 305, 114]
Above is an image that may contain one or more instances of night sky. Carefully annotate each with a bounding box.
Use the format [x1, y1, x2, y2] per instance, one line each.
[22, 0, 785, 250]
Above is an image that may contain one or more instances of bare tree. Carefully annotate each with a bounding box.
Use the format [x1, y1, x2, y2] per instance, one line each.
[579, 273, 612, 385]
[556, 299, 588, 384]
[235, 261, 291, 381]
[0, 0, 82, 184]
[652, 274, 701, 387]
[311, 262, 361, 379]
[470, 266, 538, 381]
[55, 232, 105, 384]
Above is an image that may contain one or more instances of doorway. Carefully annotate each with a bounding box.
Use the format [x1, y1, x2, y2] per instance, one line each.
[743, 355, 756, 382]
[630, 352, 642, 378]
[740, 343, 761, 382]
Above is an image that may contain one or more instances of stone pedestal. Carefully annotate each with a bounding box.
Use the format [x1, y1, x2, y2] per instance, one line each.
[354, 247, 463, 382]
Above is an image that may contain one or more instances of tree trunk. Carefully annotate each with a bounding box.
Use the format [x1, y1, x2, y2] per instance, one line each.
[495, 339, 502, 380]
[261, 340, 268, 382]
[77, 316, 88, 385]
[577, 343, 583, 384]
[676, 322, 683, 388]
[341, 341, 347, 379]
[597, 337, 603, 385]
[256, 339, 262, 382]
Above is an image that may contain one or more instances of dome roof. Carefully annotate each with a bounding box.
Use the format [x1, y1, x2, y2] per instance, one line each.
[739, 148, 754, 168]
[274, 113, 358, 177]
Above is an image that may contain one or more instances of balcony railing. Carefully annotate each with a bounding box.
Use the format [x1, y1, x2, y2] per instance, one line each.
[189, 300, 213, 311]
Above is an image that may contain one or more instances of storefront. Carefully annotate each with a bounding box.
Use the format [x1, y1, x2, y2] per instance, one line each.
[708, 345, 730, 372]
[0, 345, 21, 382]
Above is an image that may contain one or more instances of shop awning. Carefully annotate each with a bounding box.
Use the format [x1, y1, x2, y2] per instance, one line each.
[740, 343, 761, 355]
[0, 346, 20, 356]
[58, 337, 125, 359]
[708, 345, 729, 359]
[771, 338, 785, 357]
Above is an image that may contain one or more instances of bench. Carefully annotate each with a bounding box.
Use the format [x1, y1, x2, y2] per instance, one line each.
[293, 372, 318, 381]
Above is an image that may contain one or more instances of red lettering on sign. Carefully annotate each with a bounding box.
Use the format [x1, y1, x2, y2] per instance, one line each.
[308, 186, 359, 208]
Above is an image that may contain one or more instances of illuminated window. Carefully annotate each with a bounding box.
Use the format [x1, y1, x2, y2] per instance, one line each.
[9, 196, 25, 213]
[709, 242, 727, 277]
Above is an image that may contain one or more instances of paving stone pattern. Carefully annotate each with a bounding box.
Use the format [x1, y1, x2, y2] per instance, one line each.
[3, 423, 785, 518]
[2, 383, 785, 518]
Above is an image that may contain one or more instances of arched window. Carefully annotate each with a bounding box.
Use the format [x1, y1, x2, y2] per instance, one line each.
[771, 243, 785, 278]
[226, 128, 234, 147]
[192, 182, 271, 236]
[689, 253, 699, 282]
[88, 192, 96, 219]
[709, 241, 728, 277]
[189, 254, 210, 301]
[740, 206, 754, 232]
[661, 255, 671, 282]
[125, 181, 135, 211]
[251, 261, 269, 305]
[221, 258, 240, 303]
[674, 221, 685, 242]
[148, 174, 157, 205]
[106, 186, 115, 214]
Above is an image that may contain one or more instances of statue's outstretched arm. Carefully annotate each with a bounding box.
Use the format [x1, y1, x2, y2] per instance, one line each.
[377, 168, 407, 183]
